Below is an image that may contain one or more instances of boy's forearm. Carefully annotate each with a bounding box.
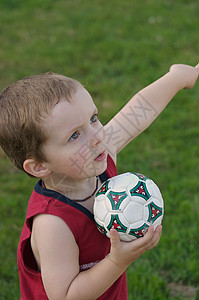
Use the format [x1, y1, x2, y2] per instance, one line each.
[65, 256, 125, 300]
[107, 69, 188, 154]
[137, 70, 186, 114]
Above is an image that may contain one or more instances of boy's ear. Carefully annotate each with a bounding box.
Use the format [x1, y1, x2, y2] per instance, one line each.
[23, 159, 51, 178]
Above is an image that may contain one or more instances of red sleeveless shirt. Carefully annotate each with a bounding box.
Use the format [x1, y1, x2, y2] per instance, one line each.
[17, 155, 127, 299]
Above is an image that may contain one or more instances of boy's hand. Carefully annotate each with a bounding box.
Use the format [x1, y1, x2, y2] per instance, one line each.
[109, 225, 162, 269]
[169, 64, 199, 89]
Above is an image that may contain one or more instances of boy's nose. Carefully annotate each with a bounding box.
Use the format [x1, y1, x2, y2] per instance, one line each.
[90, 127, 103, 148]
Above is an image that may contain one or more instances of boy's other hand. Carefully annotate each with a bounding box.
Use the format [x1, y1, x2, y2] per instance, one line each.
[169, 64, 199, 89]
[109, 225, 162, 269]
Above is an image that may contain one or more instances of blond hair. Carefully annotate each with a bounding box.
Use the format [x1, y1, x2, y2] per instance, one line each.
[0, 73, 82, 175]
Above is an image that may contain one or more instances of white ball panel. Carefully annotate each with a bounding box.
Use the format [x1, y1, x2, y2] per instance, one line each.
[129, 220, 147, 229]
[112, 173, 139, 191]
[117, 196, 130, 211]
[94, 217, 105, 228]
[93, 200, 109, 221]
[146, 179, 163, 201]
[117, 212, 129, 228]
[129, 195, 150, 205]
[123, 202, 143, 223]
[104, 213, 113, 228]
[153, 214, 163, 226]
[120, 234, 135, 242]
[104, 195, 114, 211]
[143, 204, 150, 222]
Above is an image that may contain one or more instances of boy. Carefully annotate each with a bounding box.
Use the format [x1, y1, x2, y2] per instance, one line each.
[0, 64, 198, 300]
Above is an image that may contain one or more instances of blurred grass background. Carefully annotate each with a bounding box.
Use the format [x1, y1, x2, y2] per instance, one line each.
[0, 0, 199, 299]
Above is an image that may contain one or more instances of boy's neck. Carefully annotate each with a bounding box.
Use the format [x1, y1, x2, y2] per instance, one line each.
[43, 175, 99, 202]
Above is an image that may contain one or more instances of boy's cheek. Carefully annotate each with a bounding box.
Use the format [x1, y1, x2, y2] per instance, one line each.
[97, 123, 105, 141]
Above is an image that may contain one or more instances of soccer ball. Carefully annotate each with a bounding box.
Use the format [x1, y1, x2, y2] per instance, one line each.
[94, 172, 164, 242]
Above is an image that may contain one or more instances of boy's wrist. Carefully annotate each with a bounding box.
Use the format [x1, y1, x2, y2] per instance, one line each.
[106, 254, 127, 272]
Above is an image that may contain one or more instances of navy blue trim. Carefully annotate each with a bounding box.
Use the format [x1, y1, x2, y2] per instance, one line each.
[99, 172, 108, 183]
[34, 172, 108, 221]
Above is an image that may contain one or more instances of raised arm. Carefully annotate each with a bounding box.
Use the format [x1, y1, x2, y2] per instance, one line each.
[104, 64, 199, 161]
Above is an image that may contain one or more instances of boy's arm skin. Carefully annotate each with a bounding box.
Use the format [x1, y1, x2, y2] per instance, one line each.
[32, 214, 161, 300]
[104, 64, 199, 162]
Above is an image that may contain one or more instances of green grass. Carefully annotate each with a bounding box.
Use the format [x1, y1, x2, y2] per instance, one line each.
[0, 0, 199, 299]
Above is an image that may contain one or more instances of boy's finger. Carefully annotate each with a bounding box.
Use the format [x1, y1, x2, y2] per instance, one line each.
[110, 228, 121, 247]
[151, 225, 162, 245]
[143, 225, 154, 240]
[133, 226, 154, 248]
[136, 225, 162, 249]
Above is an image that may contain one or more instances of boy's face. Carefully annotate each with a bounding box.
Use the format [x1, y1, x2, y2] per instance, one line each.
[41, 87, 108, 181]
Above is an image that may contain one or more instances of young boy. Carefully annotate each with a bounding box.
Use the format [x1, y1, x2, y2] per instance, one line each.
[0, 64, 198, 300]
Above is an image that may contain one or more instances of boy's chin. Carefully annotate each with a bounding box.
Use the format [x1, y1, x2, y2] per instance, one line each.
[95, 162, 108, 176]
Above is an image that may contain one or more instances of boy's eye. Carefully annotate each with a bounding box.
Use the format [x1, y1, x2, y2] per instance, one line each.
[69, 131, 79, 141]
[90, 114, 98, 124]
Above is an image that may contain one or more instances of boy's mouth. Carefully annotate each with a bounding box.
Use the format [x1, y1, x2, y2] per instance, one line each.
[94, 150, 106, 162]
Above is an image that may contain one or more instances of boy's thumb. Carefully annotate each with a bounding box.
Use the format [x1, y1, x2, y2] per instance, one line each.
[110, 228, 120, 247]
